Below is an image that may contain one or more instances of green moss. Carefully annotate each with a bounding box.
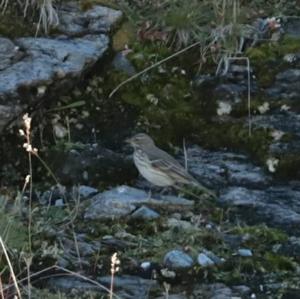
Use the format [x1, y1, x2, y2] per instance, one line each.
[112, 21, 136, 51]
[0, 198, 28, 251]
[0, 10, 35, 37]
[276, 154, 300, 179]
[80, 0, 118, 10]
[277, 37, 300, 55]
[103, 43, 201, 144]
[233, 224, 288, 245]
[264, 253, 296, 271]
[247, 37, 300, 87]
[247, 37, 300, 62]
[192, 122, 272, 164]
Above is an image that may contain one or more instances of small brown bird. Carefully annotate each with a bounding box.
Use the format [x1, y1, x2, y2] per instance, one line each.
[126, 133, 214, 197]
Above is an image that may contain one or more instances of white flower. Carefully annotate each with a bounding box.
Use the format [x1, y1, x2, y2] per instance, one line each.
[271, 130, 284, 141]
[53, 123, 68, 139]
[217, 101, 232, 116]
[266, 158, 279, 173]
[257, 102, 269, 114]
[37, 85, 47, 96]
[146, 94, 159, 105]
[283, 54, 296, 63]
[280, 104, 290, 111]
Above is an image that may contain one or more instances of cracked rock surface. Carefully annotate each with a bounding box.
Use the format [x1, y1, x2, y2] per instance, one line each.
[0, 2, 122, 132]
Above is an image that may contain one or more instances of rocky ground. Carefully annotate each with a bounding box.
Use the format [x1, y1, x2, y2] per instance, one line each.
[1, 1, 300, 299]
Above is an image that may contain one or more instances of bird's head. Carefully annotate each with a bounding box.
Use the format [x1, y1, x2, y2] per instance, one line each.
[125, 133, 155, 148]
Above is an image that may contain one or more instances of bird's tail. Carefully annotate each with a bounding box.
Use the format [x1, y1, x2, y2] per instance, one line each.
[189, 180, 217, 200]
[175, 180, 217, 203]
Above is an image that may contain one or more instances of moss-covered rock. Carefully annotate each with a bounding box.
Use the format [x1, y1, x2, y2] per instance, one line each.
[247, 37, 300, 87]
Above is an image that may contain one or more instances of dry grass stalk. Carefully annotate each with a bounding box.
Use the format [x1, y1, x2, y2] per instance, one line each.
[0, 237, 22, 299]
[110, 253, 120, 299]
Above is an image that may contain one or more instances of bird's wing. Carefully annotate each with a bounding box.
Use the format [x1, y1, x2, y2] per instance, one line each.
[146, 148, 197, 184]
[145, 146, 216, 198]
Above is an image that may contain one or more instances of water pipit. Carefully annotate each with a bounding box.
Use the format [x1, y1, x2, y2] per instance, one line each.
[126, 133, 215, 198]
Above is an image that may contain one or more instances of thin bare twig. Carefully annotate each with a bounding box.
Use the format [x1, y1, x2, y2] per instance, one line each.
[109, 40, 202, 98]
[183, 138, 188, 171]
[0, 237, 22, 299]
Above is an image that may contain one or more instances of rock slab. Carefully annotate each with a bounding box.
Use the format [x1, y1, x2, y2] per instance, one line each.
[0, 3, 122, 132]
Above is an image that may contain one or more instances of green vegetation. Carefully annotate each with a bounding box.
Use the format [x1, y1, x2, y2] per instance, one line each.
[0, 196, 28, 251]
[247, 37, 300, 86]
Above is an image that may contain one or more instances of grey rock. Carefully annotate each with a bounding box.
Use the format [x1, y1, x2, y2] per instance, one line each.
[223, 234, 244, 249]
[58, 3, 122, 35]
[155, 295, 187, 299]
[47, 274, 157, 299]
[183, 145, 300, 233]
[47, 277, 100, 293]
[197, 253, 215, 267]
[232, 285, 251, 296]
[164, 250, 194, 270]
[167, 218, 192, 230]
[76, 185, 99, 199]
[112, 52, 136, 75]
[131, 206, 160, 220]
[276, 69, 300, 82]
[229, 64, 253, 74]
[267, 69, 300, 100]
[283, 18, 300, 38]
[84, 186, 141, 220]
[238, 248, 253, 257]
[220, 186, 300, 232]
[192, 283, 233, 299]
[54, 198, 64, 206]
[40, 185, 67, 205]
[219, 187, 263, 206]
[226, 160, 269, 187]
[253, 112, 300, 137]
[209, 283, 233, 299]
[0, 38, 21, 71]
[202, 250, 224, 265]
[0, 35, 108, 132]
[57, 233, 101, 268]
[85, 6, 122, 33]
[194, 282, 250, 299]
[215, 83, 247, 100]
[0, 35, 108, 98]
[0, 2, 122, 133]
[98, 275, 158, 299]
[185, 146, 269, 189]
[50, 144, 136, 185]
[84, 185, 194, 220]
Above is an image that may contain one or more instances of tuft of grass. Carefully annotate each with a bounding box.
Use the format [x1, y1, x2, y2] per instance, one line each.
[1, 0, 58, 35]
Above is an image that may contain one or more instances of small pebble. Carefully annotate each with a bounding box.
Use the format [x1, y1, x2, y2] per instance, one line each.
[197, 253, 215, 267]
[238, 249, 253, 257]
